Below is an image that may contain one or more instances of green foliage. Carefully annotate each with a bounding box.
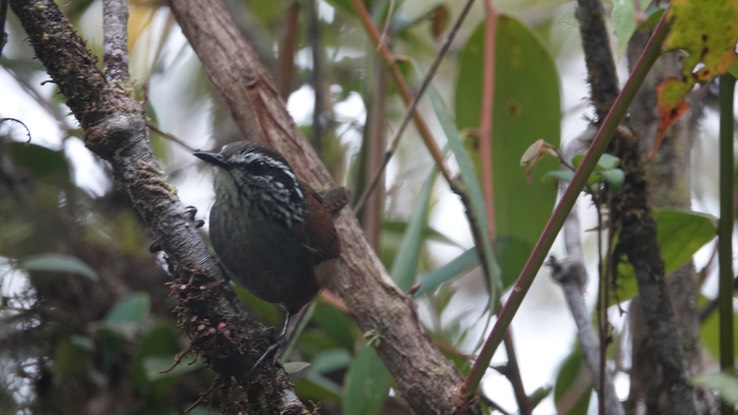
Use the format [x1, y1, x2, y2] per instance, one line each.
[20, 253, 98, 281]
[553, 346, 591, 415]
[700, 295, 738, 360]
[390, 167, 438, 291]
[1, 0, 732, 413]
[415, 247, 479, 297]
[692, 372, 738, 405]
[544, 153, 625, 195]
[611, 0, 650, 55]
[613, 209, 717, 304]
[342, 345, 391, 415]
[3, 141, 72, 189]
[427, 75, 501, 302]
[455, 14, 560, 288]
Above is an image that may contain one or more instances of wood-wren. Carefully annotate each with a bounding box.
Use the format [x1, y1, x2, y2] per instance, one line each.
[194, 141, 346, 366]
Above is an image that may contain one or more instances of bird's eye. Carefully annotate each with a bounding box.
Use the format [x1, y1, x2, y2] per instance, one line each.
[247, 161, 267, 176]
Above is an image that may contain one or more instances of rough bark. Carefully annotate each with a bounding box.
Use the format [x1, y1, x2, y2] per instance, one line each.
[626, 28, 714, 414]
[575, 0, 702, 413]
[165, 1, 480, 414]
[9, 1, 306, 413]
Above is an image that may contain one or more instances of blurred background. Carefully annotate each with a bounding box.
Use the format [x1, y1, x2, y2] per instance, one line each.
[0, 0, 732, 413]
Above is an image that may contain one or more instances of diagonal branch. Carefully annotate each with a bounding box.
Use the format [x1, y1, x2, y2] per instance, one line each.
[165, 0, 481, 413]
[9, 1, 304, 413]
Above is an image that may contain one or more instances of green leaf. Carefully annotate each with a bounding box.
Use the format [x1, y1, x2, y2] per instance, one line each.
[655, 209, 716, 275]
[4, 142, 72, 188]
[596, 153, 621, 170]
[105, 292, 151, 324]
[21, 253, 98, 280]
[599, 169, 625, 194]
[342, 345, 391, 415]
[692, 372, 738, 405]
[294, 372, 342, 401]
[415, 247, 479, 297]
[53, 335, 92, 377]
[529, 385, 553, 409]
[283, 361, 311, 374]
[312, 304, 356, 351]
[542, 169, 575, 183]
[665, 0, 738, 83]
[455, 15, 560, 288]
[426, 69, 501, 305]
[613, 209, 716, 304]
[699, 294, 738, 360]
[612, 0, 650, 55]
[554, 346, 592, 415]
[311, 348, 352, 374]
[390, 169, 438, 291]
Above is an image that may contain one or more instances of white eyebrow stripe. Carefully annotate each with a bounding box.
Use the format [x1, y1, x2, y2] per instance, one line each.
[240, 151, 303, 199]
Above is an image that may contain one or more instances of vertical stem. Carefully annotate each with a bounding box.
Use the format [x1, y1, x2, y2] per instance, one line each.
[480, 0, 497, 239]
[462, 10, 671, 398]
[717, 73, 735, 415]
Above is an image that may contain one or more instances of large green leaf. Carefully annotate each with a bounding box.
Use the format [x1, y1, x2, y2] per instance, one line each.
[455, 15, 560, 288]
[553, 346, 591, 415]
[342, 345, 391, 415]
[613, 209, 716, 304]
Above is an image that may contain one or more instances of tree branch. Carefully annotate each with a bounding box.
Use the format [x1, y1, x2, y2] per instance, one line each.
[165, 0, 480, 413]
[549, 257, 624, 415]
[575, 0, 620, 123]
[9, 1, 305, 413]
[102, 0, 129, 83]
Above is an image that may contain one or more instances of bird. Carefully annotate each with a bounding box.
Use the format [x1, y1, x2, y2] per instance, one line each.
[194, 141, 346, 368]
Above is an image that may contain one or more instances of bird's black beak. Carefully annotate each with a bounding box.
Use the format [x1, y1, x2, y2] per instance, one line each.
[194, 151, 230, 169]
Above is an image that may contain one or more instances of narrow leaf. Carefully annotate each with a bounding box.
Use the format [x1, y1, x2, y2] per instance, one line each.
[21, 253, 98, 281]
[342, 345, 391, 415]
[415, 247, 480, 297]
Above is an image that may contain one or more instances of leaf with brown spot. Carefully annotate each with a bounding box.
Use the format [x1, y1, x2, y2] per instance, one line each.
[652, 0, 738, 158]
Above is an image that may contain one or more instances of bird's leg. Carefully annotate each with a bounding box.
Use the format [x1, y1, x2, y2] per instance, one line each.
[249, 310, 292, 374]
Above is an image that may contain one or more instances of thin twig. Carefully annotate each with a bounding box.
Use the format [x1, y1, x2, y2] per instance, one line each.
[502, 332, 532, 414]
[549, 257, 625, 415]
[352, 0, 475, 212]
[146, 122, 197, 153]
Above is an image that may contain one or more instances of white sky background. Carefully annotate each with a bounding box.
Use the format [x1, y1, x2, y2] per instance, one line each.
[0, 1, 733, 414]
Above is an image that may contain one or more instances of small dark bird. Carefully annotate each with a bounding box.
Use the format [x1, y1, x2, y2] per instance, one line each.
[194, 141, 346, 367]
